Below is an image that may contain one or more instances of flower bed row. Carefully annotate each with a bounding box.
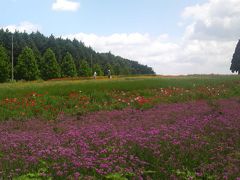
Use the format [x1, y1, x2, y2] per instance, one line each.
[0, 99, 239, 179]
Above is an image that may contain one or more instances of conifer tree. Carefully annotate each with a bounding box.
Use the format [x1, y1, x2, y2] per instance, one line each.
[78, 60, 92, 77]
[42, 48, 61, 80]
[0, 45, 10, 82]
[230, 40, 240, 74]
[32, 46, 42, 76]
[15, 47, 39, 81]
[61, 52, 77, 77]
[93, 64, 103, 76]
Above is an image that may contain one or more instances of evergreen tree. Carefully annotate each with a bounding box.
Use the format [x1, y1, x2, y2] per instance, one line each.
[61, 52, 77, 77]
[113, 63, 121, 75]
[78, 60, 92, 77]
[93, 63, 103, 76]
[15, 47, 39, 81]
[32, 46, 43, 77]
[42, 48, 61, 80]
[230, 40, 240, 74]
[104, 63, 114, 76]
[121, 66, 130, 75]
[0, 45, 10, 82]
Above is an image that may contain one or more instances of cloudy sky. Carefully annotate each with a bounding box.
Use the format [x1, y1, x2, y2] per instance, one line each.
[1, 0, 239, 75]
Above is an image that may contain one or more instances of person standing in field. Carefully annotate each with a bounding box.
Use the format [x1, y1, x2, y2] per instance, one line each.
[93, 71, 97, 79]
[107, 69, 111, 79]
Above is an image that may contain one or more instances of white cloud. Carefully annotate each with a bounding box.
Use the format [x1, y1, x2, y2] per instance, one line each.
[1, 21, 41, 33]
[63, 32, 236, 75]
[182, 0, 240, 40]
[62, 0, 240, 75]
[52, 0, 80, 12]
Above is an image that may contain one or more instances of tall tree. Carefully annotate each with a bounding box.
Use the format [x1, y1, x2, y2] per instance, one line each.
[15, 47, 39, 81]
[93, 63, 103, 76]
[113, 63, 121, 75]
[61, 52, 77, 77]
[104, 63, 114, 76]
[0, 45, 10, 82]
[41, 48, 61, 80]
[32, 46, 43, 77]
[230, 40, 240, 74]
[78, 60, 92, 77]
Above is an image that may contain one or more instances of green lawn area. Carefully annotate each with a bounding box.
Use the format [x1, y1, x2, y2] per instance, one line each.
[0, 75, 240, 121]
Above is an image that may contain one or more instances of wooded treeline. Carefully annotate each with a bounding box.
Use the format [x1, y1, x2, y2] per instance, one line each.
[0, 29, 155, 82]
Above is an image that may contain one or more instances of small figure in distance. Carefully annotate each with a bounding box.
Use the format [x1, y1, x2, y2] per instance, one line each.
[93, 71, 97, 79]
[107, 69, 111, 79]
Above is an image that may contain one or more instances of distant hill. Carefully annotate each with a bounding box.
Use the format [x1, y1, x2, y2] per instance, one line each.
[0, 29, 155, 80]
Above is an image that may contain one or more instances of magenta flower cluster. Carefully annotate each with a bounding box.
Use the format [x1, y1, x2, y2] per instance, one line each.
[0, 99, 239, 179]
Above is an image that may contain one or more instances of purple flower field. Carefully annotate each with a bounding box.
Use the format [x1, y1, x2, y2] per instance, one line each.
[0, 99, 240, 179]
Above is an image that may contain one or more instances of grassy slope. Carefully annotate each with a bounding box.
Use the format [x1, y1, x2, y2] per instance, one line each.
[0, 75, 239, 98]
[0, 75, 240, 121]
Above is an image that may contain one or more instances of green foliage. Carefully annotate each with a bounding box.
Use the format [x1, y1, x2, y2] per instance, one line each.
[32, 47, 43, 78]
[175, 168, 196, 179]
[230, 40, 240, 74]
[14, 173, 47, 180]
[78, 60, 92, 77]
[15, 47, 39, 81]
[105, 173, 128, 180]
[113, 64, 121, 75]
[93, 63, 103, 76]
[174, 168, 216, 180]
[0, 44, 10, 82]
[41, 48, 61, 80]
[61, 52, 77, 77]
[37, 57, 45, 79]
[14, 160, 52, 180]
[104, 63, 114, 76]
[0, 29, 155, 81]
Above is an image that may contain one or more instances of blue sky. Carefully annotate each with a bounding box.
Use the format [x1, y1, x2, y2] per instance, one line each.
[2, 0, 204, 36]
[1, 0, 239, 75]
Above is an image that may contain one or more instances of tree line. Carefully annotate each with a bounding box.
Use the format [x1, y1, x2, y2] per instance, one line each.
[0, 29, 155, 82]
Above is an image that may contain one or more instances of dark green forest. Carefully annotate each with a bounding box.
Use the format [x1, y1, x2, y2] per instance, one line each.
[0, 29, 155, 82]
